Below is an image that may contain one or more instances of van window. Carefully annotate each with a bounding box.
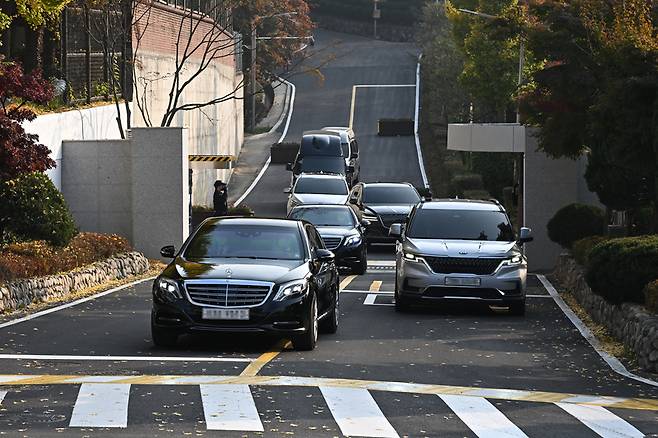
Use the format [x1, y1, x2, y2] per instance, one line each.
[300, 135, 343, 157]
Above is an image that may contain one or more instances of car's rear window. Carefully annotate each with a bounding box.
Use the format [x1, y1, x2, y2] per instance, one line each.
[294, 178, 348, 195]
[364, 186, 420, 204]
[407, 209, 515, 241]
[184, 224, 305, 260]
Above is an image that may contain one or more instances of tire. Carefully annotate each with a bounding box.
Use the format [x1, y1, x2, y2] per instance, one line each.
[293, 292, 318, 351]
[320, 289, 339, 334]
[352, 251, 368, 275]
[152, 325, 179, 348]
[508, 301, 526, 316]
[394, 277, 411, 312]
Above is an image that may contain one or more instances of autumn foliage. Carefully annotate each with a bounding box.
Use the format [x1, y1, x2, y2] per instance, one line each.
[0, 60, 55, 181]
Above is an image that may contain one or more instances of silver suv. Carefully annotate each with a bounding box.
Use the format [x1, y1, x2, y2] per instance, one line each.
[389, 200, 533, 315]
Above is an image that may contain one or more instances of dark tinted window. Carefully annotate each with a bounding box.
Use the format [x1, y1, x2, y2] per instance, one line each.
[299, 157, 346, 175]
[407, 209, 515, 241]
[290, 207, 356, 227]
[294, 177, 348, 195]
[184, 224, 305, 260]
[364, 185, 420, 204]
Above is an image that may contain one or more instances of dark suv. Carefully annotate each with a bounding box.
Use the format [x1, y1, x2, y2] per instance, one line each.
[349, 182, 421, 243]
[152, 218, 340, 351]
[287, 131, 355, 186]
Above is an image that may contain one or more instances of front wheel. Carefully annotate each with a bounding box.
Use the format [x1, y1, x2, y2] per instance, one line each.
[151, 325, 180, 348]
[394, 277, 411, 312]
[293, 292, 318, 350]
[320, 289, 339, 334]
[508, 300, 526, 316]
[352, 250, 368, 275]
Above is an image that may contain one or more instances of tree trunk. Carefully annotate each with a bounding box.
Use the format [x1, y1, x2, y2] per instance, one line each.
[653, 93, 658, 232]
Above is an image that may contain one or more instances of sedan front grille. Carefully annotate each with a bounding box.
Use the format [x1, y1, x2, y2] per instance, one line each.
[380, 214, 408, 228]
[321, 236, 343, 250]
[424, 257, 502, 275]
[184, 280, 273, 308]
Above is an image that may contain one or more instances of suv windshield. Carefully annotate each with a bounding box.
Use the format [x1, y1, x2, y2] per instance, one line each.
[289, 207, 355, 227]
[364, 185, 420, 204]
[295, 178, 347, 195]
[184, 224, 305, 260]
[407, 209, 515, 241]
[299, 157, 346, 174]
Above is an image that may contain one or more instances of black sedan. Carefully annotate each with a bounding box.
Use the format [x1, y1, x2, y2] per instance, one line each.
[287, 205, 369, 274]
[348, 182, 422, 244]
[152, 218, 340, 351]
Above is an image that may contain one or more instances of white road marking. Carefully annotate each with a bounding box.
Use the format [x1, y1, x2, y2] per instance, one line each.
[556, 403, 644, 438]
[320, 387, 399, 438]
[0, 390, 6, 405]
[439, 394, 528, 438]
[200, 384, 263, 432]
[364, 294, 378, 305]
[365, 281, 383, 305]
[368, 260, 396, 267]
[342, 289, 394, 295]
[69, 383, 130, 428]
[536, 275, 658, 387]
[0, 278, 154, 330]
[414, 55, 430, 189]
[0, 354, 253, 363]
[234, 78, 296, 207]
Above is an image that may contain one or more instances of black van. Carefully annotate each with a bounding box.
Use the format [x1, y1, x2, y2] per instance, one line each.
[287, 131, 355, 186]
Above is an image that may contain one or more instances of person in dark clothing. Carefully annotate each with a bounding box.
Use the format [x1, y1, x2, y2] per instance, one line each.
[213, 180, 229, 216]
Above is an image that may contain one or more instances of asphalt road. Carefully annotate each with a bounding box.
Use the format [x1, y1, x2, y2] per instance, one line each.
[0, 30, 657, 437]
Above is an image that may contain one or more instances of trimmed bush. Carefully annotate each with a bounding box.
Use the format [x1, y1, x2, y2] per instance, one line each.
[572, 236, 609, 266]
[0, 172, 77, 247]
[0, 232, 132, 283]
[547, 203, 606, 249]
[585, 236, 658, 304]
[644, 280, 658, 314]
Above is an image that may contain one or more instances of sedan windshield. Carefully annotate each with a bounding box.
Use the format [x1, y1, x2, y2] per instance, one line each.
[184, 224, 305, 260]
[299, 157, 346, 174]
[295, 178, 348, 195]
[289, 207, 356, 227]
[364, 186, 420, 204]
[407, 209, 515, 242]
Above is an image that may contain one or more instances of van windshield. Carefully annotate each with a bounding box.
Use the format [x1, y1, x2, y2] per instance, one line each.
[407, 209, 515, 241]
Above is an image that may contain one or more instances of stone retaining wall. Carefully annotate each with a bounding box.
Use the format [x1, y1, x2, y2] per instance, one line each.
[0, 252, 149, 313]
[554, 254, 658, 372]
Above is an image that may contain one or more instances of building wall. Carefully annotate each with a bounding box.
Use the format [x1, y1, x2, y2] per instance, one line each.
[524, 128, 602, 272]
[61, 127, 190, 259]
[22, 103, 130, 190]
[132, 1, 244, 207]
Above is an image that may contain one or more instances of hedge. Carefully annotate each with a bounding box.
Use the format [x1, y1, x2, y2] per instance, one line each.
[571, 236, 609, 266]
[585, 236, 658, 304]
[0, 233, 132, 283]
[547, 203, 606, 249]
[644, 280, 658, 314]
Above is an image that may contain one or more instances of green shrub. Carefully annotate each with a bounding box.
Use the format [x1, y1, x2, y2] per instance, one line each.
[547, 203, 606, 249]
[0, 232, 132, 283]
[0, 173, 77, 246]
[572, 236, 609, 266]
[471, 152, 515, 201]
[644, 280, 658, 314]
[585, 236, 658, 304]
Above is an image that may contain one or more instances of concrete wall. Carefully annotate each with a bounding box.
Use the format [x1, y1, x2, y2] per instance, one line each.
[132, 1, 244, 208]
[23, 103, 129, 190]
[62, 127, 190, 259]
[525, 128, 601, 272]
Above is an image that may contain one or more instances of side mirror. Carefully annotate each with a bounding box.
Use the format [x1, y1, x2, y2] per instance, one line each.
[361, 219, 371, 227]
[389, 223, 402, 239]
[315, 248, 335, 262]
[349, 196, 358, 205]
[350, 152, 358, 159]
[286, 162, 293, 171]
[160, 245, 176, 258]
[519, 227, 534, 244]
[347, 165, 355, 173]
[283, 187, 291, 194]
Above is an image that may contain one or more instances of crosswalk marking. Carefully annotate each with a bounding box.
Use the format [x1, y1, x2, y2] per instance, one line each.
[69, 383, 130, 428]
[556, 403, 644, 438]
[200, 384, 264, 432]
[320, 387, 399, 438]
[365, 280, 383, 305]
[0, 390, 6, 405]
[439, 394, 529, 438]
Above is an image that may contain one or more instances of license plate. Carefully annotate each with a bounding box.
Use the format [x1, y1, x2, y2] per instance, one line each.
[445, 277, 481, 287]
[202, 308, 250, 320]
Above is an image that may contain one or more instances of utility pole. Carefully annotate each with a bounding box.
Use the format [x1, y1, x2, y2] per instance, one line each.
[250, 21, 257, 133]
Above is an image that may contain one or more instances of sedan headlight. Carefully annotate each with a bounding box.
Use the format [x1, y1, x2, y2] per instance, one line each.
[344, 234, 362, 247]
[403, 251, 423, 262]
[274, 280, 308, 301]
[504, 254, 523, 266]
[155, 278, 182, 302]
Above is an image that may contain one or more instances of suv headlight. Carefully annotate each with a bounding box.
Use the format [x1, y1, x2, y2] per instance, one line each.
[274, 280, 308, 301]
[344, 234, 362, 247]
[362, 214, 377, 222]
[403, 250, 423, 262]
[503, 254, 523, 266]
[155, 278, 182, 302]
